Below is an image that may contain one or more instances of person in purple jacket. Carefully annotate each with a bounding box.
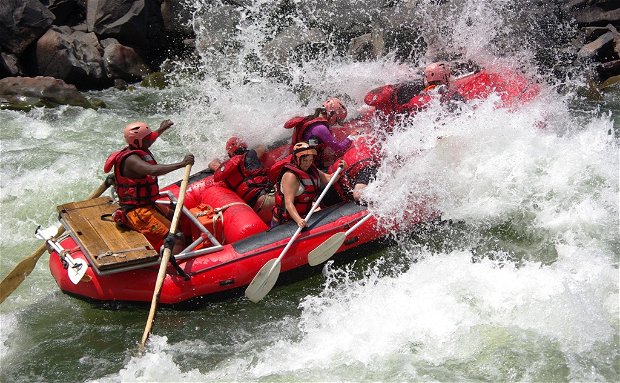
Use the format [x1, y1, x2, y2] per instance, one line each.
[284, 97, 354, 170]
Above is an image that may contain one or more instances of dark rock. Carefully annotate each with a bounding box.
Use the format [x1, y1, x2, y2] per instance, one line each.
[261, 26, 327, 65]
[596, 59, 620, 82]
[161, 0, 193, 35]
[0, 76, 92, 109]
[0, 0, 55, 55]
[583, 26, 614, 42]
[0, 53, 23, 77]
[599, 74, 619, 90]
[46, 0, 86, 26]
[573, 6, 620, 27]
[35, 26, 109, 89]
[72, 23, 88, 32]
[563, 0, 620, 13]
[89, 97, 106, 109]
[113, 78, 128, 90]
[102, 39, 151, 82]
[140, 71, 167, 89]
[578, 30, 617, 58]
[297, 0, 390, 39]
[86, 0, 165, 66]
[348, 31, 385, 61]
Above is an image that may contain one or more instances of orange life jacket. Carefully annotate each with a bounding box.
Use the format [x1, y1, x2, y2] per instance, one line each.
[104, 147, 160, 209]
[213, 151, 271, 206]
[272, 163, 320, 224]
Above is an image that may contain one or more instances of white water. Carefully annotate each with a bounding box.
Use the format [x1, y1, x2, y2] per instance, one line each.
[1, 0, 618, 382]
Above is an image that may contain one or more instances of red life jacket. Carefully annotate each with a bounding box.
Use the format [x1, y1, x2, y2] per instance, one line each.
[272, 163, 320, 224]
[267, 154, 293, 184]
[104, 147, 160, 209]
[284, 115, 331, 169]
[213, 151, 271, 206]
[364, 81, 426, 115]
[328, 137, 378, 201]
[402, 85, 435, 112]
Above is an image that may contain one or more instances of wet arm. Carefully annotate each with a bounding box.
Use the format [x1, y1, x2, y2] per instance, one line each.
[213, 158, 236, 181]
[123, 154, 193, 178]
[311, 124, 351, 154]
[155, 119, 174, 136]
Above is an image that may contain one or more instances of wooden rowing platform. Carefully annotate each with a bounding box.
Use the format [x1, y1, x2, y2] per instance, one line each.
[57, 197, 159, 274]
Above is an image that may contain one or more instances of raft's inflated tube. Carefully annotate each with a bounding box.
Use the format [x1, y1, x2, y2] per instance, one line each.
[185, 183, 268, 244]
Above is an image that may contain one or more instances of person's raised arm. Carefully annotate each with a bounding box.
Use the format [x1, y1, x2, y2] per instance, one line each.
[155, 119, 174, 136]
[311, 124, 351, 155]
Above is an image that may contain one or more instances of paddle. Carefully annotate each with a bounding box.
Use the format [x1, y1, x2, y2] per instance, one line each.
[307, 212, 373, 266]
[34, 225, 89, 285]
[245, 165, 344, 303]
[0, 179, 110, 305]
[140, 164, 192, 349]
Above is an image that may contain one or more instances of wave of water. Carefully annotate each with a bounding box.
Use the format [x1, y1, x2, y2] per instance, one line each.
[1, 0, 618, 382]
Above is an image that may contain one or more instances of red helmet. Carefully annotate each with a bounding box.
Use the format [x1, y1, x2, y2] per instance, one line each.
[424, 62, 450, 86]
[323, 97, 347, 125]
[292, 141, 317, 161]
[226, 136, 248, 157]
[123, 122, 157, 148]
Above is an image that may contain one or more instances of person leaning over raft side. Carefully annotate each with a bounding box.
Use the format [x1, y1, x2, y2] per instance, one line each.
[208, 136, 275, 224]
[104, 119, 194, 256]
[326, 136, 380, 204]
[284, 97, 353, 169]
[271, 142, 345, 228]
[402, 61, 466, 114]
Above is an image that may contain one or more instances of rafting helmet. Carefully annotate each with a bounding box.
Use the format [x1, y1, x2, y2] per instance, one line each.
[124, 122, 157, 148]
[226, 136, 248, 157]
[424, 62, 450, 87]
[292, 142, 317, 163]
[323, 97, 347, 125]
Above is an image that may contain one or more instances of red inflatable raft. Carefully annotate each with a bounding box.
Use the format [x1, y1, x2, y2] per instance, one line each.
[47, 171, 399, 305]
[364, 66, 540, 116]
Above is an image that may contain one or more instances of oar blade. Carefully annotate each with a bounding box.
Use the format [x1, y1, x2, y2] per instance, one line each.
[245, 258, 281, 303]
[0, 253, 41, 303]
[67, 258, 88, 285]
[307, 232, 346, 266]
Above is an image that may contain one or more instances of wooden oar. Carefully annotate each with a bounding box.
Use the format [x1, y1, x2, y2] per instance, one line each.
[307, 212, 373, 266]
[245, 166, 343, 303]
[140, 164, 192, 349]
[0, 180, 110, 305]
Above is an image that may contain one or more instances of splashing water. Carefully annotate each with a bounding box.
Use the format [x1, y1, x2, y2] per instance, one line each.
[0, 0, 618, 382]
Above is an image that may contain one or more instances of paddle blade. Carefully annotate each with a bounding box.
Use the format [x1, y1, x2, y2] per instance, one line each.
[245, 258, 281, 303]
[307, 232, 346, 266]
[67, 258, 88, 285]
[0, 248, 45, 304]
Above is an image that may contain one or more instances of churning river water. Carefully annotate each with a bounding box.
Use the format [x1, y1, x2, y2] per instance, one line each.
[1, 1, 618, 382]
